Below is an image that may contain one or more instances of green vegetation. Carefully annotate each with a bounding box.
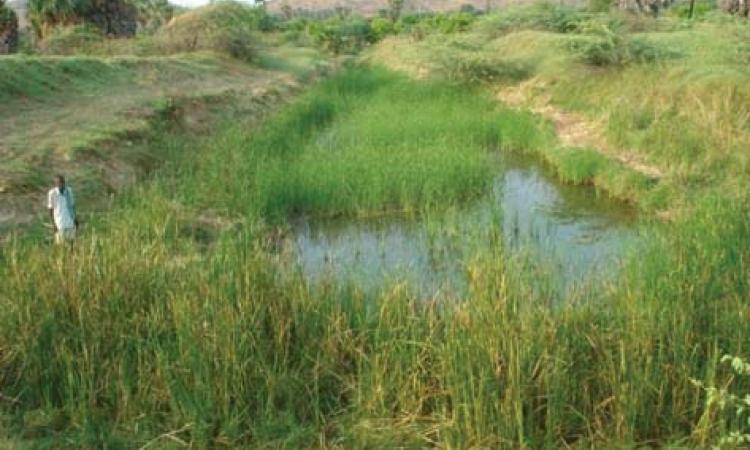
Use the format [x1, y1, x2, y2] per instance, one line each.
[692, 354, 750, 446]
[0, 53, 295, 196]
[0, 0, 326, 225]
[0, 0, 18, 53]
[199, 67, 535, 221]
[0, 0, 16, 30]
[3, 1, 750, 448]
[369, 5, 750, 211]
[2, 64, 750, 448]
[306, 15, 375, 54]
[27, 0, 137, 38]
[32, 1, 271, 58]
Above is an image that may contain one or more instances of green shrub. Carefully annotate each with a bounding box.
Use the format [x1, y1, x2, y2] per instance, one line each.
[670, 0, 715, 18]
[569, 22, 676, 66]
[410, 11, 477, 37]
[475, 3, 589, 36]
[370, 16, 396, 40]
[307, 16, 374, 54]
[430, 11, 477, 33]
[548, 147, 610, 184]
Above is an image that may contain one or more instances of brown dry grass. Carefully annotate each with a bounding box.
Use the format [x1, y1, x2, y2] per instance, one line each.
[496, 77, 665, 179]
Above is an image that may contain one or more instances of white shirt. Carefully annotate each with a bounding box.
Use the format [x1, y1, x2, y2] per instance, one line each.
[47, 186, 76, 230]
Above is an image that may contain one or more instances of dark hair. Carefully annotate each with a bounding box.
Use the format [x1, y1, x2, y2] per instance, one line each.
[55, 174, 65, 182]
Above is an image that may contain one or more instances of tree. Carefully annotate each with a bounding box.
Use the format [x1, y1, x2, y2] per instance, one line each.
[387, 0, 404, 21]
[719, 0, 749, 17]
[280, 3, 293, 20]
[0, 0, 19, 53]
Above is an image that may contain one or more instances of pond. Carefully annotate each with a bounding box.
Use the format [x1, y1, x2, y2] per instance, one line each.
[290, 154, 639, 298]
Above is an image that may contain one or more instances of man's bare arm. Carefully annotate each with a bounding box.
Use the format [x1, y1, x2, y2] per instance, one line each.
[49, 208, 56, 231]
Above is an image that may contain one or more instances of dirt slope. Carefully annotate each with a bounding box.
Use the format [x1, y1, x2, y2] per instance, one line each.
[0, 54, 309, 232]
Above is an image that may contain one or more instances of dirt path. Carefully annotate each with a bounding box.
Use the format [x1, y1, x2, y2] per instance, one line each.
[496, 77, 664, 180]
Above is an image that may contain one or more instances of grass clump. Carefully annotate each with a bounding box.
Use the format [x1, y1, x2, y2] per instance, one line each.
[432, 49, 532, 84]
[547, 147, 610, 184]
[475, 3, 590, 37]
[569, 20, 678, 66]
[306, 16, 375, 54]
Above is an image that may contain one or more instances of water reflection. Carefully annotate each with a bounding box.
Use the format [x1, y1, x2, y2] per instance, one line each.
[291, 154, 638, 298]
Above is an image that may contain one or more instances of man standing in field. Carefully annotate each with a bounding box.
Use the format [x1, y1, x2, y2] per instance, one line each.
[47, 174, 78, 245]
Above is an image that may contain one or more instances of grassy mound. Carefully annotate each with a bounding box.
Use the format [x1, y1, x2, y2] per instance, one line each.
[152, 1, 265, 60]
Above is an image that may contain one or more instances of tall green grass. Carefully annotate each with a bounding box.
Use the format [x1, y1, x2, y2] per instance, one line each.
[178, 67, 540, 221]
[1, 65, 749, 448]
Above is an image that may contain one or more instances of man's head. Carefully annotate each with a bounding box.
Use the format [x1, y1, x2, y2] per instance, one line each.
[54, 174, 65, 190]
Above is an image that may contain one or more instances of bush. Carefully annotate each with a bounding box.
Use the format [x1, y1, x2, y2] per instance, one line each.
[569, 22, 676, 66]
[370, 16, 396, 40]
[430, 11, 477, 33]
[475, 3, 589, 36]
[413, 11, 477, 36]
[307, 16, 374, 54]
[670, 0, 715, 18]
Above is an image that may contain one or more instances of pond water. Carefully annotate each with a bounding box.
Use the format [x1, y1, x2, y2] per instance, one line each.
[290, 154, 638, 298]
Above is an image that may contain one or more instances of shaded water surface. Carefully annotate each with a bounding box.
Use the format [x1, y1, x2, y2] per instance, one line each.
[291, 155, 638, 298]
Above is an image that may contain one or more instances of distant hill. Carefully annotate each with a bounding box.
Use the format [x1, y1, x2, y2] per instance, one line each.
[7, 0, 27, 30]
[266, 0, 507, 16]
